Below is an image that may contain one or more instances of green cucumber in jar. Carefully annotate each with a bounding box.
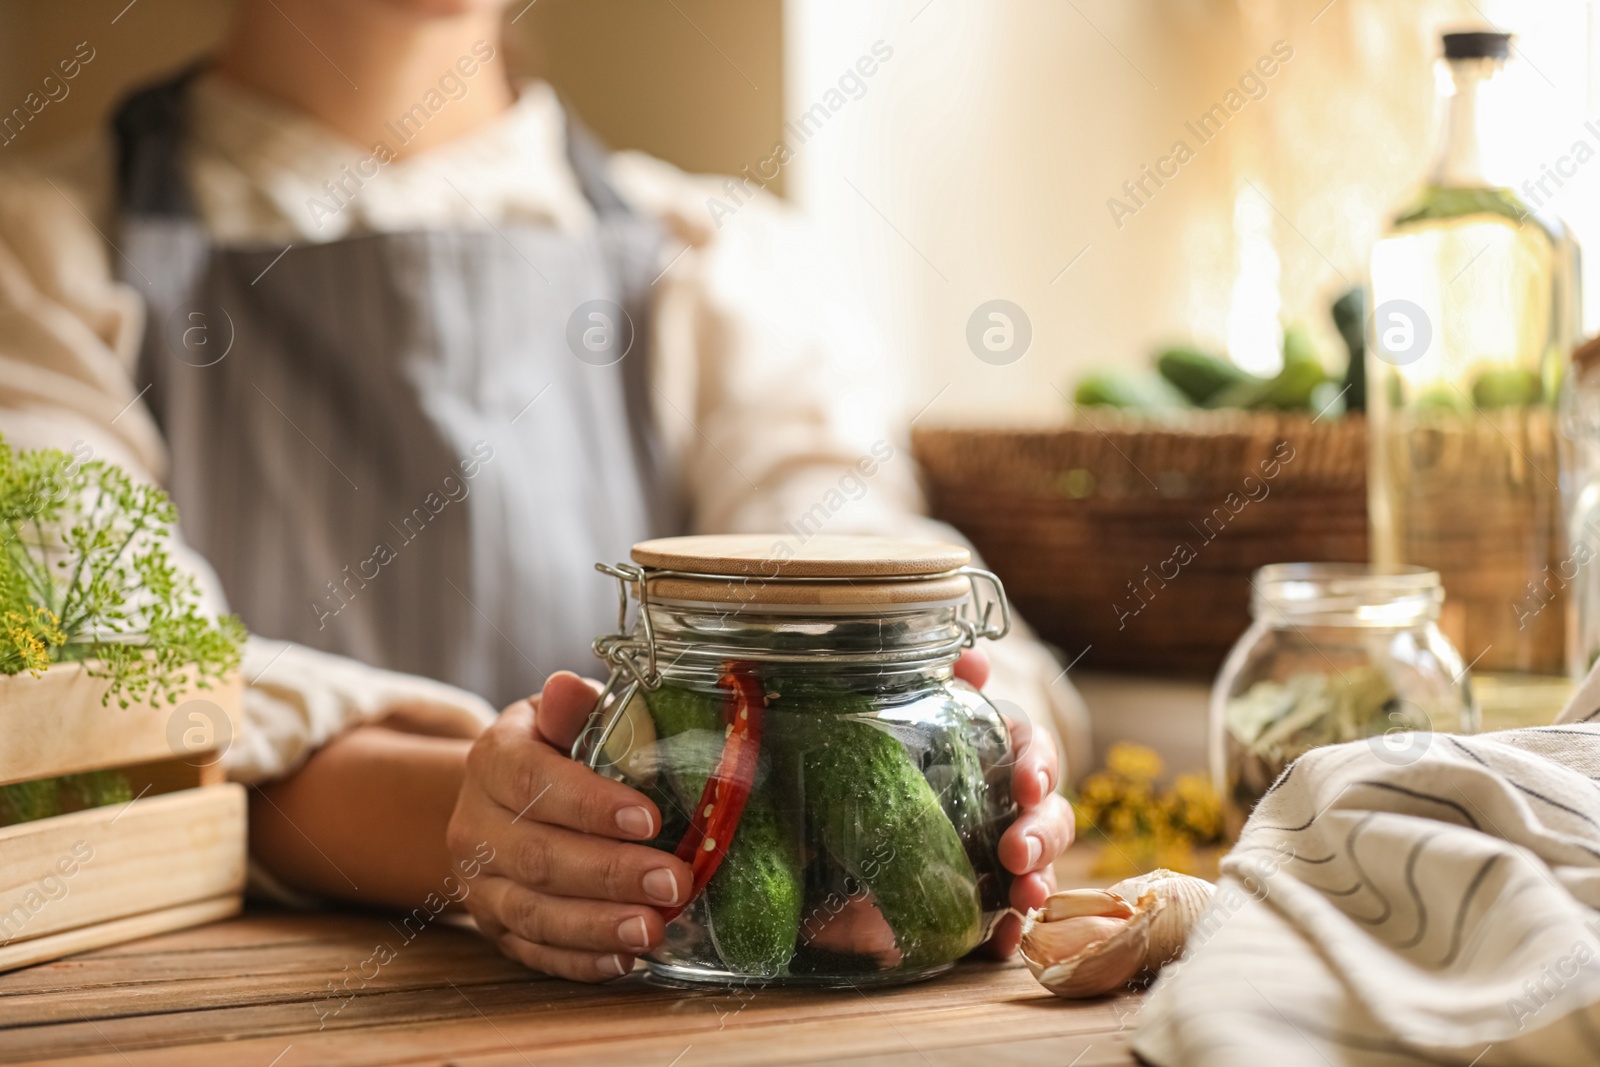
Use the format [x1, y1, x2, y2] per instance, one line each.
[923, 698, 1015, 916]
[643, 684, 803, 976]
[703, 791, 802, 976]
[786, 690, 984, 968]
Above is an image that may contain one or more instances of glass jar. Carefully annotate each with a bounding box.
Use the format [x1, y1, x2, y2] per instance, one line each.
[573, 534, 1018, 987]
[1209, 563, 1476, 834]
[1560, 339, 1600, 681]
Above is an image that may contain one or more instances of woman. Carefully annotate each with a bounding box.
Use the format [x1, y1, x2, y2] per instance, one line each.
[0, 0, 1081, 980]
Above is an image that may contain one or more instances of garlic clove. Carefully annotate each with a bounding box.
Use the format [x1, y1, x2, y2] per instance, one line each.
[1019, 913, 1128, 964]
[1021, 891, 1159, 998]
[601, 690, 658, 783]
[1106, 869, 1215, 968]
[1037, 888, 1136, 922]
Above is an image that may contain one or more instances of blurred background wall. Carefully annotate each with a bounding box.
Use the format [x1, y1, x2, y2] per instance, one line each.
[0, 0, 785, 188]
[2, 0, 1596, 426]
[788, 0, 1600, 425]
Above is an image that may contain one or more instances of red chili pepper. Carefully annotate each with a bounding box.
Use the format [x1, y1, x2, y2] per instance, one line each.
[660, 662, 764, 922]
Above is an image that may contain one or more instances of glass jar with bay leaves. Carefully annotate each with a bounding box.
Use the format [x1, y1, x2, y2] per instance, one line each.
[572, 534, 1019, 987]
[1210, 563, 1477, 835]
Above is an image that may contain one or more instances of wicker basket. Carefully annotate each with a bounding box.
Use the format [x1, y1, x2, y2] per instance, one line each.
[913, 413, 1370, 677]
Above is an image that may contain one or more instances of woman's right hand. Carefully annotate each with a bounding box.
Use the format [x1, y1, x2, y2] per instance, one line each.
[446, 672, 693, 982]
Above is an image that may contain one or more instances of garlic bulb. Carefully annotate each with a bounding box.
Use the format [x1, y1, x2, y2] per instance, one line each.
[1019, 869, 1214, 998]
[1108, 869, 1215, 967]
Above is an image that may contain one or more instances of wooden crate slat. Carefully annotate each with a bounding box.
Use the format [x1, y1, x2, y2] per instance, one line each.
[0, 898, 240, 977]
[0, 786, 246, 962]
[48, 913, 358, 958]
[0, 667, 242, 787]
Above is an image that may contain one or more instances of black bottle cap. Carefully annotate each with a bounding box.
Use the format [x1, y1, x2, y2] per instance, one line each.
[1442, 31, 1511, 59]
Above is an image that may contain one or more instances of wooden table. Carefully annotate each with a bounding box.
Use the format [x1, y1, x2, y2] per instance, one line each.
[0, 909, 1143, 1066]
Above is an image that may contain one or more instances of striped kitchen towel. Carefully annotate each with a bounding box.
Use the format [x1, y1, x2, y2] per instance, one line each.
[1132, 667, 1600, 1066]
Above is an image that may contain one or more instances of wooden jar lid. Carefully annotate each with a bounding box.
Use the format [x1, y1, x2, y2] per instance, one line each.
[630, 534, 970, 577]
[629, 534, 973, 607]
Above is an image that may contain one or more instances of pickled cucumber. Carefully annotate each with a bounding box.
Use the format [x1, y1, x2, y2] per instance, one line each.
[704, 792, 802, 976]
[643, 680, 989, 974]
[787, 692, 984, 969]
[644, 683, 723, 748]
[925, 707, 990, 843]
[644, 684, 803, 976]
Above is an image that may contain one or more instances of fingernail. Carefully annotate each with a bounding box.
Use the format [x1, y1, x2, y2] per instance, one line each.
[1024, 834, 1042, 870]
[1036, 769, 1052, 798]
[643, 867, 680, 906]
[618, 915, 650, 951]
[599, 953, 629, 976]
[616, 806, 654, 838]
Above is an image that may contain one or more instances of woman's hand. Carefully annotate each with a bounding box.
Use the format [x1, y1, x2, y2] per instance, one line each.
[954, 648, 1073, 959]
[446, 672, 692, 982]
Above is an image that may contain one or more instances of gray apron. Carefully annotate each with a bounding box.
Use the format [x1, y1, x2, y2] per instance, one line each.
[112, 70, 678, 708]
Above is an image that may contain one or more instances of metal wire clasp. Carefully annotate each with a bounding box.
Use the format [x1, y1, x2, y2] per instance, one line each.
[592, 561, 664, 690]
[955, 566, 1012, 647]
[573, 562, 657, 769]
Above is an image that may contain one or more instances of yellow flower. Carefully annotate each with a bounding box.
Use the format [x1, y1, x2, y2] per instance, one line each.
[1106, 742, 1164, 782]
[1071, 798, 1098, 835]
[1077, 744, 1227, 877]
[1081, 774, 1120, 804]
[1106, 805, 1139, 839]
[3, 606, 64, 676]
[1169, 773, 1224, 840]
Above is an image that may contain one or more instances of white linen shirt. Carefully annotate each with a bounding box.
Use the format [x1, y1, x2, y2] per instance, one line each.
[0, 73, 1089, 785]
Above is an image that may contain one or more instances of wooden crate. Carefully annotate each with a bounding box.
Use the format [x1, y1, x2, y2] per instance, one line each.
[914, 414, 1370, 677]
[0, 664, 246, 971]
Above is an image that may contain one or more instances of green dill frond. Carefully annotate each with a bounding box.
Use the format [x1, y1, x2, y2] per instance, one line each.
[0, 436, 243, 704]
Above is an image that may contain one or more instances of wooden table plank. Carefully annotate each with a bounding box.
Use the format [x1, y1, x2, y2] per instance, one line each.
[0, 939, 527, 1026]
[0, 908, 1142, 1067]
[26, 992, 1141, 1067]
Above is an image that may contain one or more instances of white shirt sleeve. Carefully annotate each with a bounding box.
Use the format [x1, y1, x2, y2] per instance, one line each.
[233, 637, 495, 784]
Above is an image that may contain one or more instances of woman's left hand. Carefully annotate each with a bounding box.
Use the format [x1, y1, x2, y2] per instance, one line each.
[953, 648, 1072, 958]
